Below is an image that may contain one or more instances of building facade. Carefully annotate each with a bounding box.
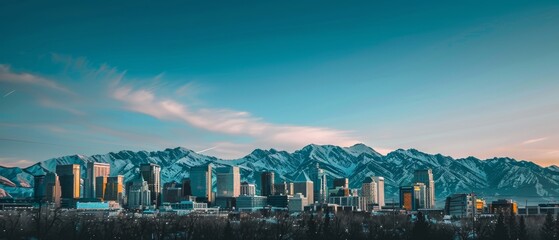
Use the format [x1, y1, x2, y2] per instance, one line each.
[260, 171, 275, 196]
[216, 166, 240, 197]
[86, 162, 110, 199]
[414, 169, 435, 208]
[56, 164, 81, 199]
[361, 177, 377, 211]
[140, 163, 161, 206]
[240, 181, 256, 196]
[190, 164, 213, 202]
[310, 163, 328, 204]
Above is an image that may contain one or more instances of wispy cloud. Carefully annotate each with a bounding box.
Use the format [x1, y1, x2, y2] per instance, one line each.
[0, 64, 73, 94]
[112, 83, 360, 157]
[0, 158, 35, 168]
[3, 90, 15, 98]
[522, 137, 547, 145]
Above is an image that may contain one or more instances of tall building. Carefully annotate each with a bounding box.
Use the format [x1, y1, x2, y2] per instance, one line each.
[127, 175, 151, 209]
[399, 186, 415, 211]
[45, 172, 61, 207]
[140, 163, 161, 206]
[310, 163, 327, 203]
[86, 162, 110, 199]
[104, 175, 124, 202]
[414, 169, 435, 208]
[445, 193, 477, 218]
[372, 176, 385, 208]
[33, 175, 46, 201]
[56, 164, 80, 199]
[413, 183, 427, 209]
[293, 172, 313, 206]
[181, 178, 191, 197]
[333, 178, 349, 189]
[95, 176, 107, 200]
[163, 181, 183, 203]
[361, 177, 377, 211]
[274, 180, 293, 195]
[490, 199, 518, 215]
[190, 164, 212, 202]
[260, 171, 275, 196]
[240, 181, 256, 196]
[216, 166, 240, 197]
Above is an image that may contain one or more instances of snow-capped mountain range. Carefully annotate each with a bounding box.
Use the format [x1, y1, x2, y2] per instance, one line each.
[1, 144, 558, 206]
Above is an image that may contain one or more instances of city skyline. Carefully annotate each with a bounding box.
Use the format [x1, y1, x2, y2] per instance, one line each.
[1, 1, 559, 168]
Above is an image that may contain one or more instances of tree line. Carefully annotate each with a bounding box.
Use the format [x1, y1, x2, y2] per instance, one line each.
[1, 208, 559, 240]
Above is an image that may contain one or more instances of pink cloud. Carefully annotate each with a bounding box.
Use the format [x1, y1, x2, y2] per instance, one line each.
[112, 83, 360, 157]
[0, 64, 73, 94]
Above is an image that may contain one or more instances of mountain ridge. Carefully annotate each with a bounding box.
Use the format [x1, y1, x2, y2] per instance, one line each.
[1, 143, 558, 206]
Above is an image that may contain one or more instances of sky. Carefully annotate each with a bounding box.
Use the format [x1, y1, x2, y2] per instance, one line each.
[1, 0, 558, 167]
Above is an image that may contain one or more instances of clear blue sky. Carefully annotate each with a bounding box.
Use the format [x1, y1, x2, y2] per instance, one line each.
[1, 0, 558, 167]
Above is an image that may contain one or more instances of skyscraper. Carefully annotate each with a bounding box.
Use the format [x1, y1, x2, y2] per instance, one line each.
[45, 172, 61, 207]
[413, 182, 427, 209]
[127, 175, 151, 209]
[216, 166, 240, 197]
[95, 176, 107, 200]
[310, 163, 327, 203]
[273, 180, 293, 196]
[361, 177, 377, 211]
[140, 163, 161, 206]
[104, 175, 124, 203]
[33, 175, 46, 201]
[190, 164, 212, 202]
[371, 176, 385, 208]
[260, 171, 275, 196]
[293, 172, 313, 206]
[86, 162, 110, 199]
[240, 181, 256, 196]
[56, 164, 80, 199]
[333, 178, 349, 189]
[399, 186, 415, 211]
[414, 169, 435, 208]
[163, 181, 183, 203]
[181, 178, 191, 197]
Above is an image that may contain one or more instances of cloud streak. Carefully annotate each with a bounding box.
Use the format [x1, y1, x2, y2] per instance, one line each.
[112, 83, 360, 156]
[522, 137, 547, 145]
[0, 64, 73, 94]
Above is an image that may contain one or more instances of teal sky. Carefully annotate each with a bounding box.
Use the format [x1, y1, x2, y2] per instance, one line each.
[1, 0, 558, 167]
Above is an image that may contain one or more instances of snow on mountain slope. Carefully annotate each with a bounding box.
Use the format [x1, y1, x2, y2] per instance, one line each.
[1, 144, 558, 206]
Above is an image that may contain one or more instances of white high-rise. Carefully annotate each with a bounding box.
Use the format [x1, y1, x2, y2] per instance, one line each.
[361, 177, 377, 211]
[372, 176, 385, 208]
[216, 166, 240, 197]
[414, 169, 435, 208]
[240, 181, 256, 196]
[128, 175, 151, 209]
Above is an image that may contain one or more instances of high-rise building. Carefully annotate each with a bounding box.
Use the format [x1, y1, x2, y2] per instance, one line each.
[240, 181, 256, 196]
[274, 180, 293, 195]
[45, 172, 61, 207]
[333, 178, 349, 189]
[86, 162, 110, 199]
[95, 176, 107, 200]
[34, 175, 46, 201]
[260, 171, 274, 196]
[293, 172, 313, 206]
[181, 178, 191, 197]
[361, 177, 377, 211]
[372, 176, 385, 208]
[413, 183, 427, 209]
[56, 164, 80, 199]
[414, 169, 435, 208]
[216, 166, 240, 197]
[190, 164, 212, 202]
[445, 193, 477, 218]
[104, 175, 124, 203]
[310, 163, 327, 203]
[127, 175, 151, 209]
[399, 186, 415, 211]
[163, 181, 183, 203]
[140, 163, 161, 206]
